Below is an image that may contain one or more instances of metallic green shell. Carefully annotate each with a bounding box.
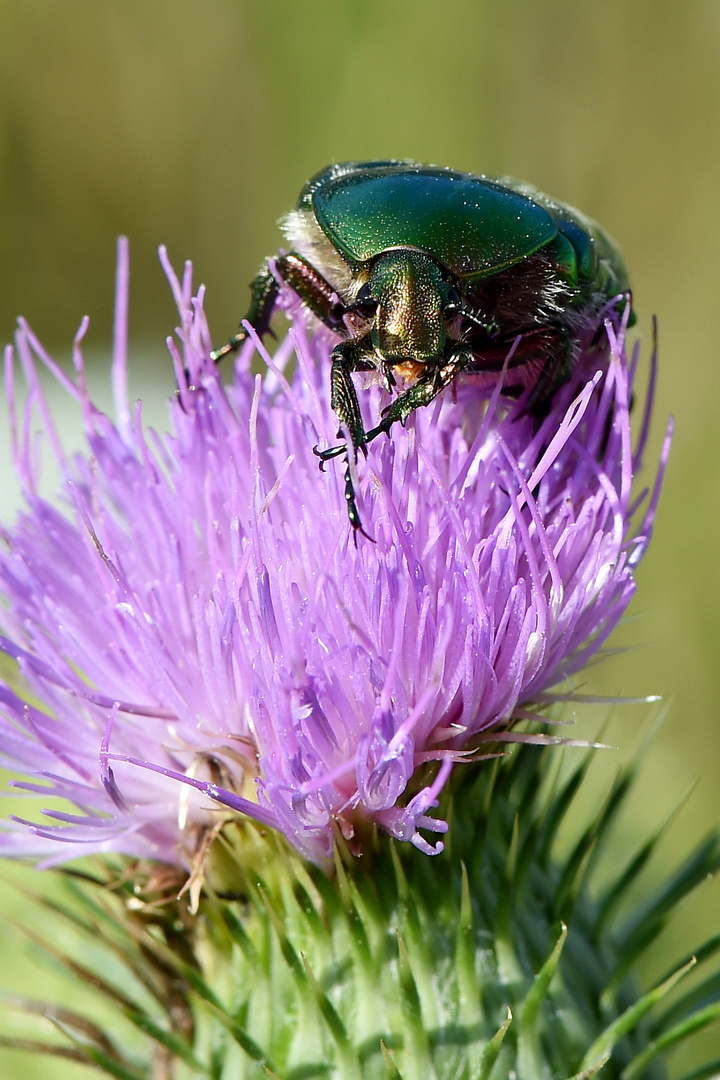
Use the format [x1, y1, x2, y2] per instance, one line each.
[505, 177, 631, 296]
[307, 163, 559, 279]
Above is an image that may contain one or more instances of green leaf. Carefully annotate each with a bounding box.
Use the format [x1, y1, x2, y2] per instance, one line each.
[125, 1008, 206, 1072]
[477, 1008, 512, 1080]
[595, 782, 696, 938]
[621, 1000, 720, 1079]
[302, 952, 362, 1080]
[580, 957, 697, 1072]
[397, 930, 435, 1080]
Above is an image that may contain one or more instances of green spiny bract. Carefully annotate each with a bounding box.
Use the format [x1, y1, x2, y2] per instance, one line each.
[3, 743, 720, 1080]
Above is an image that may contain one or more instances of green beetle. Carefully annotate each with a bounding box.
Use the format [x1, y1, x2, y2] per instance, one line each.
[212, 160, 632, 535]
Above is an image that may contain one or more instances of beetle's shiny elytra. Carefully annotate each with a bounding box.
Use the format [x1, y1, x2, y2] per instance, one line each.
[212, 161, 632, 536]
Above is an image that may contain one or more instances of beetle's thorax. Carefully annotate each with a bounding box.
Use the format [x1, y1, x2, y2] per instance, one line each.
[367, 249, 447, 365]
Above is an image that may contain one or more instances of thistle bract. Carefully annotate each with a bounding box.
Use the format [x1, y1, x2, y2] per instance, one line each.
[0, 240, 668, 867]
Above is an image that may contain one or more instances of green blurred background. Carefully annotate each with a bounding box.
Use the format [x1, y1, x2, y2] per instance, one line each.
[1, 1, 719, 1074]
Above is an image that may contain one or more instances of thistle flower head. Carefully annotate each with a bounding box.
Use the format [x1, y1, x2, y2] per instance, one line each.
[0, 240, 669, 867]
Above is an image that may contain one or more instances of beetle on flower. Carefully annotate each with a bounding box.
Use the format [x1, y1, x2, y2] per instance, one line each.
[214, 161, 634, 533]
[0, 237, 668, 869]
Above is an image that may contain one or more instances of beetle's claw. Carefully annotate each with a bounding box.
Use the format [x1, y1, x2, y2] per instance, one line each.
[210, 331, 248, 364]
[364, 415, 394, 444]
[345, 476, 375, 544]
[352, 520, 375, 546]
[313, 442, 347, 465]
[312, 441, 374, 542]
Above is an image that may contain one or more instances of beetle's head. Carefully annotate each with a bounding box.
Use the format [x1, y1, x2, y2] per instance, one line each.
[364, 250, 449, 366]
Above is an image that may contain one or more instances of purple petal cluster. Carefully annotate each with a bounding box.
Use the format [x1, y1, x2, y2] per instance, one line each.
[0, 241, 669, 866]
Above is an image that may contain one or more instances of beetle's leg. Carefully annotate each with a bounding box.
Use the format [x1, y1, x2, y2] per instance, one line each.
[211, 253, 346, 363]
[313, 338, 376, 459]
[312, 338, 377, 537]
[364, 350, 471, 444]
[211, 264, 280, 362]
[275, 253, 348, 331]
[331, 340, 375, 450]
[462, 323, 574, 417]
[314, 435, 371, 537]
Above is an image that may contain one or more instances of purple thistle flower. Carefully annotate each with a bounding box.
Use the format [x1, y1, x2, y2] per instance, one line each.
[0, 239, 670, 867]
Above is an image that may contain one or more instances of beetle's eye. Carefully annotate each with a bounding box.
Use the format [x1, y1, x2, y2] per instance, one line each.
[444, 286, 465, 317]
[353, 284, 378, 317]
